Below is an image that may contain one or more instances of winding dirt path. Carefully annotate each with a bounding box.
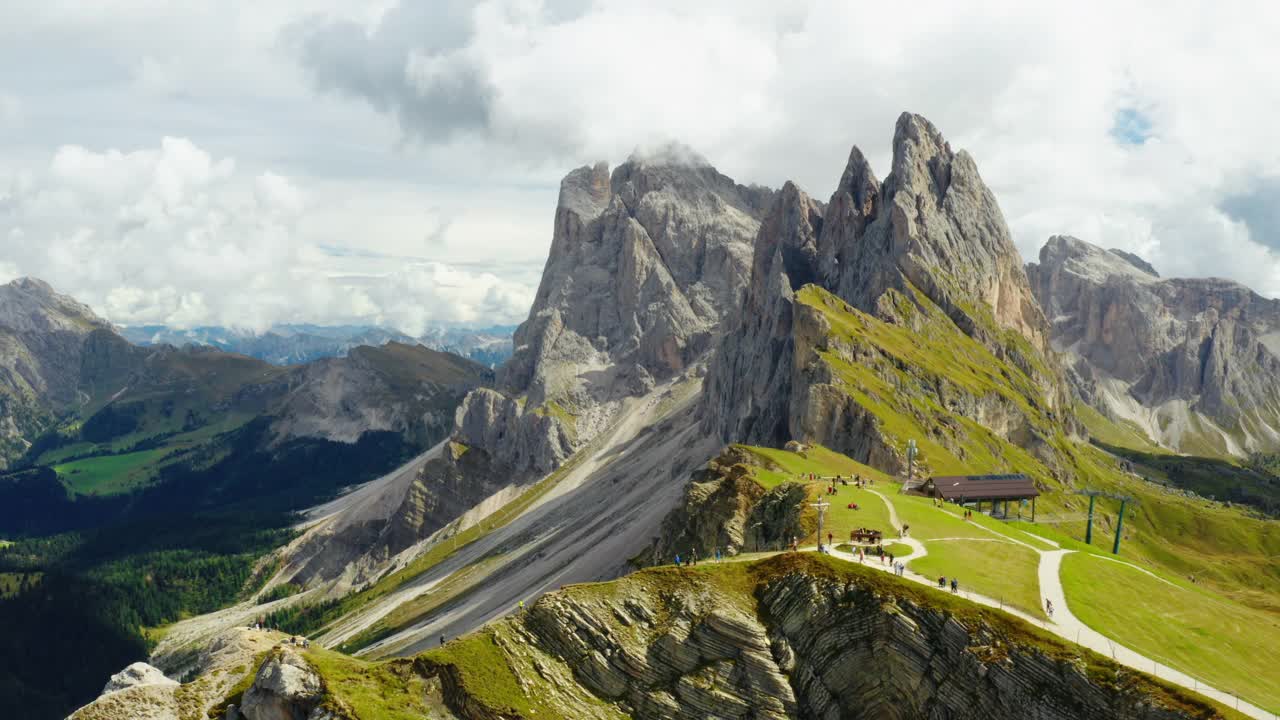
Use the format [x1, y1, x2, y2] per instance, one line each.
[815, 481, 1272, 719]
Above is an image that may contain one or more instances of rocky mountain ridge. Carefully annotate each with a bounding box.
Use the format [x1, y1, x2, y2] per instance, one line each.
[457, 148, 773, 475]
[0, 276, 492, 470]
[1027, 235, 1280, 457]
[703, 113, 1074, 476]
[74, 555, 1236, 719]
[0, 278, 113, 465]
[274, 150, 781, 589]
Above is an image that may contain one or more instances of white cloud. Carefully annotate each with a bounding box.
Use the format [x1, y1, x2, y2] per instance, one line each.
[4, 0, 1280, 333]
[289, 0, 1280, 295]
[0, 93, 20, 129]
[0, 137, 535, 331]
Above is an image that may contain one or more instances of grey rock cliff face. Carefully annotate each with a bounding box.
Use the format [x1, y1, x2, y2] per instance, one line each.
[457, 149, 771, 473]
[828, 114, 1052, 358]
[506, 561, 1218, 720]
[504, 151, 771, 403]
[0, 278, 113, 466]
[1028, 235, 1280, 456]
[704, 113, 1072, 461]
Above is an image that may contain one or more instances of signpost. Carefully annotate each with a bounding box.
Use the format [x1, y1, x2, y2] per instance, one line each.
[811, 500, 830, 552]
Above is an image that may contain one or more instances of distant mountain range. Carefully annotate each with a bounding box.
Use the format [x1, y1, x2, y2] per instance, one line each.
[118, 323, 515, 368]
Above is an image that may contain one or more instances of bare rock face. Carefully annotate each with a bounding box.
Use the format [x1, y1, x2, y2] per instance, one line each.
[829, 114, 1052, 359]
[460, 148, 771, 474]
[1028, 235, 1280, 456]
[100, 662, 177, 695]
[453, 388, 573, 474]
[504, 150, 770, 404]
[0, 277, 113, 466]
[240, 648, 328, 720]
[637, 446, 811, 566]
[704, 113, 1072, 464]
[703, 182, 825, 447]
[451, 556, 1224, 720]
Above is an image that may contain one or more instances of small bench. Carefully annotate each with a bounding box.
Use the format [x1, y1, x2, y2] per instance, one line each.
[850, 529, 883, 543]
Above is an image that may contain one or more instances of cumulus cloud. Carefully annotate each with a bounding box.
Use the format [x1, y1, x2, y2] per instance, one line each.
[0, 137, 534, 331]
[5, 0, 1280, 330]
[288, 0, 1280, 296]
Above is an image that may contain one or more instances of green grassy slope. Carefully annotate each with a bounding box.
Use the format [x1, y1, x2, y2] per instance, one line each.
[1062, 552, 1280, 714]
[792, 284, 1279, 610]
[53, 449, 170, 495]
[370, 555, 1245, 720]
[909, 540, 1045, 618]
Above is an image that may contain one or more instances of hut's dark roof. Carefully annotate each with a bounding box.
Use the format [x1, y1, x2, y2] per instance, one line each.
[927, 474, 1039, 501]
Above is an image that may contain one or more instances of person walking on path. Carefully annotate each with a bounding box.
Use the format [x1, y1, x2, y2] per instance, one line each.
[1045, 599, 1055, 618]
[675, 554, 682, 567]
[937, 576, 946, 589]
[950, 578, 959, 594]
[828, 531, 834, 548]
[888, 551, 895, 566]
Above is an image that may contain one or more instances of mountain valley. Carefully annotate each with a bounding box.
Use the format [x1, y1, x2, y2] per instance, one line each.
[6, 114, 1278, 720]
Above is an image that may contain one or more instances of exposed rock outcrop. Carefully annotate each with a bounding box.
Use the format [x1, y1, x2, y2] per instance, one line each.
[71, 628, 282, 720]
[637, 446, 810, 565]
[100, 663, 177, 695]
[704, 113, 1074, 471]
[0, 278, 113, 466]
[826, 114, 1053, 360]
[420, 555, 1229, 720]
[1027, 235, 1280, 456]
[461, 149, 771, 474]
[239, 648, 330, 720]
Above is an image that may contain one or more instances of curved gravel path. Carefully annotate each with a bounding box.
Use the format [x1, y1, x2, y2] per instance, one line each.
[811, 481, 1273, 719]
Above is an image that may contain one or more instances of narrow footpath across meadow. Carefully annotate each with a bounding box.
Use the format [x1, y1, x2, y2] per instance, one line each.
[805, 477, 1274, 720]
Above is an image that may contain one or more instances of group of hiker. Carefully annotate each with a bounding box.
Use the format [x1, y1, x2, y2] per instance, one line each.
[247, 620, 311, 649]
[658, 471, 1000, 605]
[852, 542, 897, 568]
[674, 547, 724, 567]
